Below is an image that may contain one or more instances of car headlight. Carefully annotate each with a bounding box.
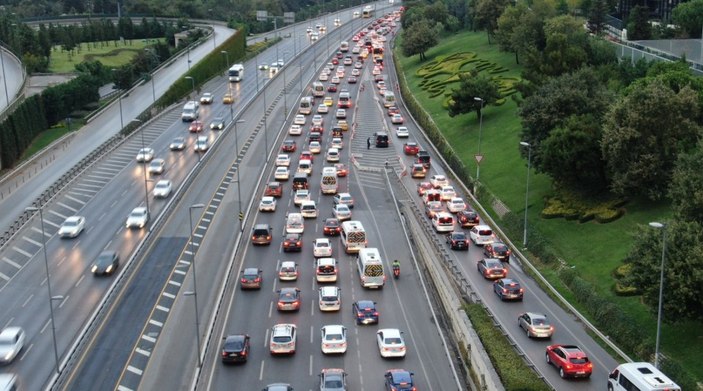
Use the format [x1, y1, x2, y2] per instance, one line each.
[91, 265, 98, 273]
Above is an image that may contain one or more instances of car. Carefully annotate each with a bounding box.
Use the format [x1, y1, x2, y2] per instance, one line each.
[294, 115, 306, 125]
[278, 233, 304, 253]
[545, 344, 593, 378]
[332, 204, 352, 221]
[387, 106, 400, 116]
[430, 174, 448, 188]
[319, 368, 347, 391]
[169, 137, 186, 151]
[240, 267, 263, 289]
[312, 114, 324, 127]
[263, 384, 293, 391]
[210, 116, 225, 130]
[222, 92, 234, 104]
[353, 300, 379, 325]
[289, 124, 302, 135]
[126, 207, 149, 229]
[519, 312, 554, 338]
[278, 261, 299, 281]
[153, 179, 172, 198]
[292, 189, 309, 206]
[343, 56, 353, 66]
[0, 327, 25, 364]
[351, 68, 361, 76]
[275, 154, 291, 167]
[189, 120, 203, 133]
[493, 278, 524, 301]
[395, 126, 409, 138]
[194, 136, 209, 152]
[347, 76, 357, 84]
[417, 182, 433, 195]
[424, 201, 444, 218]
[335, 163, 348, 177]
[200, 92, 214, 104]
[410, 164, 426, 178]
[320, 325, 347, 354]
[265, 181, 283, 198]
[323, 97, 334, 107]
[319, 71, 328, 80]
[469, 225, 495, 245]
[281, 139, 297, 152]
[58, 215, 86, 238]
[309, 131, 322, 143]
[447, 197, 466, 213]
[317, 104, 329, 114]
[259, 196, 277, 212]
[330, 137, 343, 149]
[337, 120, 349, 131]
[457, 210, 480, 227]
[440, 185, 456, 201]
[251, 223, 273, 245]
[309, 141, 322, 154]
[333, 192, 354, 208]
[318, 286, 341, 311]
[136, 147, 154, 162]
[326, 148, 340, 162]
[312, 238, 333, 257]
[477, 258, 508, 279]
[269, 63, 279, 74]
[446, 231, 469, 250]
[384, 369, 415, 391]
[331, 75, 341, 84]
[300, 200, 317, 218]
[221, 334, 250, 363]
[484, 242, 511, 262]
[277, 59, 285, 67]
[335, 109, 347, 119]
[258, 64, 270, 70]
[91, 250, 119, 276]
[147, 158, 165, 174]
[314, 218, 339, 237]
[269, 324, 297, 354]
[354, 61, 363, 69]
[277, 287, 301, 311]
[274, 166, 290, 181]
[327, 84, 338, 92]
[377, 80, 387, 90]
[334, 17, 341, 26]
[376, 328, 406, 358]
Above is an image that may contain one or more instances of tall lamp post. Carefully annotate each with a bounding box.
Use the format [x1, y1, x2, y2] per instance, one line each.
[649, 221, 667, 369]
[143, 49, 157, 103]
[282, 51, 289, 116]
[519, 141, 532, 247]
[234, 120, 245, 232]
[262, 76, 270, 162]
[221, 50, 230, 77]
[112, 69, 124, 130]
[184, 76, 196, 100]
[132, 119, 149, 215]
[187, 203, 205, 367]
[473, 97, 484, 194]
[25, 205, 61, 375]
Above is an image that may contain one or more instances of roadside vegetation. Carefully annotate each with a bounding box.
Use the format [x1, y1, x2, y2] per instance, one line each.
[49, 38, 165, 73]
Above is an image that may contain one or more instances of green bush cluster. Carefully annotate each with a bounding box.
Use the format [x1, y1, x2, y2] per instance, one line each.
[541, 192, 626, 224]
[611, 264, 640, 296]
[464, 303, 551, 391]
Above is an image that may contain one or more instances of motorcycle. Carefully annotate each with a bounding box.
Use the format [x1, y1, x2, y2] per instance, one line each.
[392, 265, 400, 279]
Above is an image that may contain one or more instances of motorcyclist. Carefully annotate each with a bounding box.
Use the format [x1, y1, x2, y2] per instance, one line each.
[392, 259, 400, 273]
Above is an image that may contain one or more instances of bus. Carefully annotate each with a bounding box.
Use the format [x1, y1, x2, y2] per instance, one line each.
[357, 248, 385, 288]
[321, 167, 338, 194]
[228, 64, 244, 82]
[312, 82, 325, 97]
[383, 91, 395, 108]
[340, 41, 349, 53]
[362, 5, 374, 18]
[299, 96, 314, 115]
[341, 220, 367, 253]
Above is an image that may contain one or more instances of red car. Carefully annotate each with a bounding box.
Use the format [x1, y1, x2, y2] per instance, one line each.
[300, 151, 314, 162]
[457, 210, 480, 227]
[335, 163, 348, 177]
[387, 106, 400, 116]
[189, 120, 203, 133]
[417, 182, 433, 196]
[311, 125, 324, 134]
[332, 58, 339, 65]
[281, 140, 297, 152]
[404, 142, 420, 155]
[545, 345, 593, 379]
[264, 181, 282, 198]
[328, 84, 338, 92]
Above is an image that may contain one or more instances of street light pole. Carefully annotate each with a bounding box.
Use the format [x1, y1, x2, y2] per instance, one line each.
[221, 50, 230, 77]
[111, 69, 124, 130]
[144, 49, 157, 103]
[282, 51, 289, 116]
[474, 97, 484, 193]
[234, 120, 246, 232]
[262, 77, 269, 162]
[132, 119, 149, 215]
[255, 56, 260, 92]
[520, 141, 532, 247]
[188, 203, 205, 368]
[26, 205, 61, 375]
[649, 221, 667, 369]
[185, 76, 195, 100]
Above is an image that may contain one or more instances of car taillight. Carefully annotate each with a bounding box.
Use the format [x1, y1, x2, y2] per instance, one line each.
[241, 278, 247, 283]
[241, 350, 247, 356]
[373, 311, 379, 316]
[506, 250, 511, 255]
[221, 351, 227, 357]
[357, 312, 363, 317]
[267, 235, 271, 240]
[255, 277, 261, 282]
[502, 288, 508, 293]
[296, 241, 302, 246]
[519, 288, 524, 293]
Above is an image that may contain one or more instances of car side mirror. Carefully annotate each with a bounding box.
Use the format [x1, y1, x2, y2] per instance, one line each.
[276, 289, 281, 293]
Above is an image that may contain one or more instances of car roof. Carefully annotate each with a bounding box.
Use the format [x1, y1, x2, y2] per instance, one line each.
[243, 267, 259, 274]
[378, 328, 401, 338]
[356, 300, 374, 307]
[315, 238, 330, 243]
[322, 324, 344, 333]
[474, 224, 491, 230]
[64, 216, 83, 222]
[320, 286, 339, 294]
[281, 261, 296, 267]
[0, 327, 23, 338]
[317, 257, 335, 265]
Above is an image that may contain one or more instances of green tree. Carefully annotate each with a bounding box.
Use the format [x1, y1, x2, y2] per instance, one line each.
[623, 220, 703, 323]
[588, 0, 609, 34]
[602, 79, 702, 200]
[473, 0, 510, 43]
[627, 5, 652, 40]
[539, 15, 590, 76]
[669, 140, 703, 224]
[496, 0, 552, 64]
[447, 72, 501, 117]
[400, 19, 439, 61]
[672, 0, 703, 38]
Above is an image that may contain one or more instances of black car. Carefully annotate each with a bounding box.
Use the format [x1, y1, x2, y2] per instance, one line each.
[240, 268, 263, 289]
[309, 132, 322, 143]
[457, 210, 480, 227]
[277, 287, 302, 311]
[484, 242, 511, 262]
[323, 218, 341, 236]
[252, 224, 273, 245]
[416, 150, 431, 168]
[446, 231, 469, 250]
[221, 334, 250, 363]
[91, 251, 119, 276]
[210, 117, 225, 130]
[352, 300, 379, 325]
[384, 369, 415, 391]
[282, 233, 303, 252]
[493, 278, 524, 301]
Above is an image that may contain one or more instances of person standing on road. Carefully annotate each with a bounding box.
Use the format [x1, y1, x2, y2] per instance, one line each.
[367, 137, 371, 149]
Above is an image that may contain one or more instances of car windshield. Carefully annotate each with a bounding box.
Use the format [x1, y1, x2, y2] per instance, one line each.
[63, 220, 78, 227]
[324, 379, 343, 388]
[385, 337, 402, 344]
[392, 372, 412, 383]
[272, 336, 291, 343]
[325, 333, 343, 341]
[570, 357, 589, 364]
[225, 338, 244, 350]
[532, 318, 546, 326]
[318, 265, 335, 273]
[322, 295, 337, 301]
[130, 211, 144, 218]
[316, 242, 329, 248]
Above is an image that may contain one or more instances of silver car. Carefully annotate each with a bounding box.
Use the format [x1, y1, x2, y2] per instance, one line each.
[153, 180, 172, 198]
[148, 158, 165, 174]
[126, 207, 149, 229]
[169, 137, 186, 151]
[58, 215, 85, 238]
[0, 327, 25, 364]
[518, 312, 554, 338]
[136, 147, 154, 162]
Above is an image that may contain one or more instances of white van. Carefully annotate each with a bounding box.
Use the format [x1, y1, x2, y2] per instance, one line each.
[297, 159, 313, 176]
[432, 212, 454, 232]
[181, 100, 200, 121]
[356, 248, 385, 288]
[300, 201, 317, 219]
[286, 213, 304, 234]
[608, 362, 680, 391]
[321, 167, 338, 195]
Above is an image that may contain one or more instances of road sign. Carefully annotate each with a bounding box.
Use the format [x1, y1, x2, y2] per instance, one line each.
[238, 212, 244, 221]
[256, 10, 268, 22]
[475, 154, 484, 164]
[284, 12, 295, 24]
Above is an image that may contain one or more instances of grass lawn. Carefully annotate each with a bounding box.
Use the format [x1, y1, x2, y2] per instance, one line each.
[397, 30, 702, 382]
[49, 38, 163, 73]
[18, 120, 82, 161]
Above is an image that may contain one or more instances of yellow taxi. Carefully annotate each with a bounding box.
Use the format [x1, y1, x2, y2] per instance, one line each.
[323, 96, 334, 107]
[337, 120, 349, 131]
[223, 92, 234, 104]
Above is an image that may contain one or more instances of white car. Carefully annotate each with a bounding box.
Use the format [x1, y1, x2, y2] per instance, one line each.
[147, 158, 165, 174]
[276, 154, 291, 167]
[334, 18, 341, 26]
[332, 204, 352, 221]
[294, 189, 310, 206]
[58, 215, 85, 238]
[396, 127, 409, 138]
[0, 327, 26, 364]
[294, 115, 306, 125]
[321, 325, 347, 354]
[312, 115, 324, 127]
[469, 225, 495, 246]
[319, 72, 328, 81]
[351, 68, 361, 76]
[331, 76, 341, 84]
[270, 324, 297, 355]
[309, 141, 322, 154]
[333, 192, 354, 208]
[278, 261, 299, 281]
[289, 124, 302, 135]
[430, 174, 449, 188]
[274, 166, 290, 181]
[313, 238, 333, 258]
[277, 59, 284, 67]
[136, 147, 154, 162]
[318, 286, 341, 311]
[259, 196, 277, 212]
[317, 104, 329, 114]
[447, 197, 466, 213]
[326, 148, 340, 162]
[311, 32, 319, 41]
[330, 138, 343, 149]
[376, 328, 406, 358]
[335, 109, 346, 119]
[153, 179, 172, 198]
[126, 207, 149, 229]
[440, 185, 456, 201]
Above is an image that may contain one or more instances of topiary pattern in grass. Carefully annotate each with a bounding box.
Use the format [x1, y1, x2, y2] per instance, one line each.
[541, 190, 627, 224]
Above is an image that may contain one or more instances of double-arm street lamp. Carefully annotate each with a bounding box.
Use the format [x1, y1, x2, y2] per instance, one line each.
[186, 203, 205, 368]
[233, 120, 246, 232]
[473, 97, 484, 194]
[648, 221, 667, 369]
[519, 141, 532, 247]
[132, 119, 149, 216]
[184, 76, 196, 100]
